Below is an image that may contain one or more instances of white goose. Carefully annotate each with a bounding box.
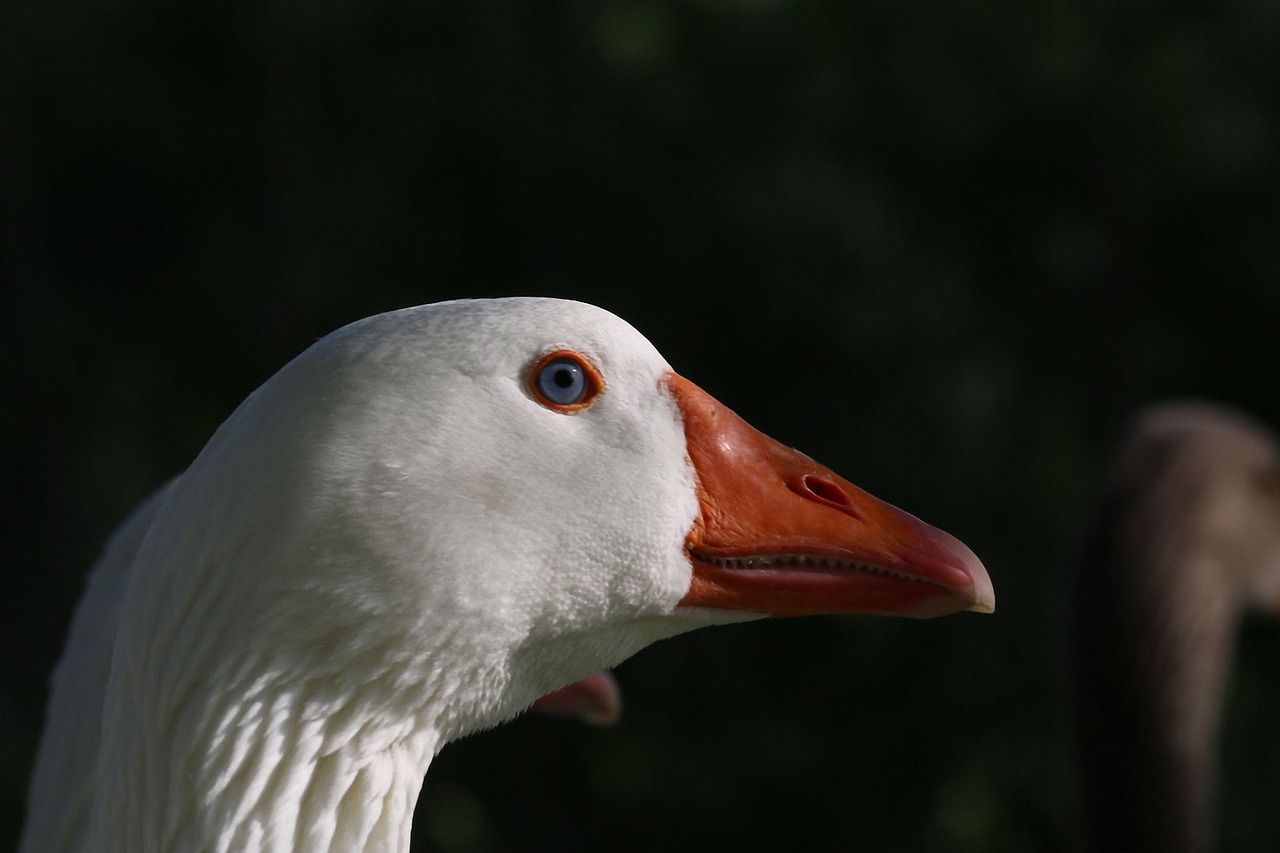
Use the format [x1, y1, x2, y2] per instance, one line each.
[22, 297, 994, 852]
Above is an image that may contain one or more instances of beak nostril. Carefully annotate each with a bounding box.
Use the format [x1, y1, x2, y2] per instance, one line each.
[793, 474, 863, 519]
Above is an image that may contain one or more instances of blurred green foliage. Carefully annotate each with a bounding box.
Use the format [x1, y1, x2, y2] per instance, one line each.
[3, 0, 1279, 850]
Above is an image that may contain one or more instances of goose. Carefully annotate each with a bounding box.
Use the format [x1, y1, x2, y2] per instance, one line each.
[21, 297, 994, 852]
[1072, 401, 1280, 853]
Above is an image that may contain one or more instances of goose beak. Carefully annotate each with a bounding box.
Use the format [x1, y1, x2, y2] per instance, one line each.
[667, 374, 994, 619]
[530, 671, 622, 727]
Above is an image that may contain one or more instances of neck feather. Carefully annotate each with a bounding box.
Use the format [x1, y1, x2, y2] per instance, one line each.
[1074, 454, 1244, 853]
[88, 635, 451, 852]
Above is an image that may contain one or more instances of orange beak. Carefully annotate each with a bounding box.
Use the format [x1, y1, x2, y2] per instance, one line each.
[669, 374, 994, 619]
[530, 671, 622, 727]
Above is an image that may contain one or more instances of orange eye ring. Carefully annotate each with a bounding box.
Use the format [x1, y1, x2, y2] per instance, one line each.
[528, 350, 604, 413]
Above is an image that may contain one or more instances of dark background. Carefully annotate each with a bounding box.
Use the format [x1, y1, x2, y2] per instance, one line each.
[4, 1, 1279, 850]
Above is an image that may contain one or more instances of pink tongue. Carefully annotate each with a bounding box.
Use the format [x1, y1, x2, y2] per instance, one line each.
[530, 671, 621, 727]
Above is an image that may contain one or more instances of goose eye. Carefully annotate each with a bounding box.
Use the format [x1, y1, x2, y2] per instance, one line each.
[538, 358, 585, 404]
[529, 351, 603, 412]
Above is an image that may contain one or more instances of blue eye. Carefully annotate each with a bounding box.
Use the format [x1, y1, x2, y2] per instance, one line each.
[536, 357, 586, 405]
[530, 352, 602, 411]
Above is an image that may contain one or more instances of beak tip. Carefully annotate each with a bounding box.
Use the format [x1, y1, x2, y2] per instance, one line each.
[965, 557, 996, 614]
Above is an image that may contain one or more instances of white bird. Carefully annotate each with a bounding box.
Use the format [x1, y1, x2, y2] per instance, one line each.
[1072, 402, 1280, 853]
[22, 297, 994, 852]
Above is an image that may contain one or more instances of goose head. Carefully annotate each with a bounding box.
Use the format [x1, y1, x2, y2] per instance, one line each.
[29, 297, 992, 851]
